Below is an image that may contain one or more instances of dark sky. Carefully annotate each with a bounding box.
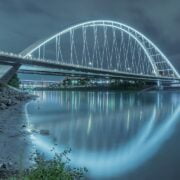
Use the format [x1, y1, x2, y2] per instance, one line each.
[0, 0, 180, 73]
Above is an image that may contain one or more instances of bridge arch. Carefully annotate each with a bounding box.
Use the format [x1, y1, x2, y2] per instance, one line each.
[21, 20, 180, 78]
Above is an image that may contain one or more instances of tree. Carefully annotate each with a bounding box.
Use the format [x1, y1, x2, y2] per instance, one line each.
[8, 74, 20, 88]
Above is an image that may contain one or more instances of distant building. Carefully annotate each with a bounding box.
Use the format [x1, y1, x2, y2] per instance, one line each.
[63, 77, 90, 86]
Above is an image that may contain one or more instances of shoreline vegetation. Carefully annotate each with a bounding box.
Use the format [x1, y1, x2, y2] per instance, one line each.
[0, 149, 87, 180]
[21, 77, 180, 92]
[23, 78, 155, 91]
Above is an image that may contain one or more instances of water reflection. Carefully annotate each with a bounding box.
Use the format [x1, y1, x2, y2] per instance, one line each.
[26, 91, 180, 179]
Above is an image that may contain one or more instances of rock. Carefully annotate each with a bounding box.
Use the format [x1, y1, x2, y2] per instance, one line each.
[0, 98, 9, 105]
[22, 125, 26, 128]
[0, 163, 6, 169]
[7, 99, 12, 106]
[11, 98, 18, 105]
[0, 86, 37, 110]
[0, 103, 7, 110]
[7, 162, 13, 168]
[40, 129, 50, 135]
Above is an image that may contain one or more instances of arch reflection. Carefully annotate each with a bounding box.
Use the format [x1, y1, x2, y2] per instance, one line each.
[27, 91, 180, 178]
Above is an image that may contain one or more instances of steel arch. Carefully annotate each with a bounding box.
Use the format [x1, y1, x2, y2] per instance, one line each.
[21, 20, 180, 78]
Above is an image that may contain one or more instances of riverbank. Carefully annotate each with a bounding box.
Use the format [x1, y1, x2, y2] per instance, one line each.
[0, 85, 36, 179]
[0, 86, 87, 179]
[0, 84, 36, 110]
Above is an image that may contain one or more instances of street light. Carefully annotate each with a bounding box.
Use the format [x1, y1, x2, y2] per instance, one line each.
[89, 62, 92, 66]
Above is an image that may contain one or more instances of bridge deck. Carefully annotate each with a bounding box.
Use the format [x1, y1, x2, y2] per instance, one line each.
[0, 53, 179, 84]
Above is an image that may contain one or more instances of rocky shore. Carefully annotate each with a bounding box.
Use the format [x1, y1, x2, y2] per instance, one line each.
[0, 84, 37, 179]
[0, 85, 36, 110]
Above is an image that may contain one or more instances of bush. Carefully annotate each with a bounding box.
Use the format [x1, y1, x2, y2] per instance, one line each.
[10, 149, 87, 180]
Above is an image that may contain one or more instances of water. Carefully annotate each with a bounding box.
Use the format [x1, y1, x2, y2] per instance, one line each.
[26, 91, 180, 179]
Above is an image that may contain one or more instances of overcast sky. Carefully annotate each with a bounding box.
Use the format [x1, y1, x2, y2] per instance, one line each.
[0, 0, 180, 73]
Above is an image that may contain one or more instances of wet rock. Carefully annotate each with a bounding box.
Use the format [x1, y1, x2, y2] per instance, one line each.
[40, 129, 50, 135]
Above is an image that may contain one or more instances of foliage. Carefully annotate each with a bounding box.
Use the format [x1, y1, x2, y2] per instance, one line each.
[8, 74, 20, 88]
[10, 149, 87, 180]
[0, 83, 4, 88]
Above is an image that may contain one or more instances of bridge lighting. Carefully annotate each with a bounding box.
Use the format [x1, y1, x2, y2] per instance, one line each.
[152, 70, 156, 75]
[127, 67, 131, 71]
[27, 54, 32, 58]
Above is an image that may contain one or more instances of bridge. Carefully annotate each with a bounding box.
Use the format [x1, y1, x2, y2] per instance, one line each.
[0, 20, 179, 85]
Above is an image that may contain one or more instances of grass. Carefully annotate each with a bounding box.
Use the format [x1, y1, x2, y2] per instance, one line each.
[7, 149, 87, 180]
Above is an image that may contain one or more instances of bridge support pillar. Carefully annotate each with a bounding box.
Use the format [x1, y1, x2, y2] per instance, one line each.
[0, 62, 21, 84]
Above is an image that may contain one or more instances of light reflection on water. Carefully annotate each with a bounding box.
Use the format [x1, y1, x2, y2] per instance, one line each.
[26, 91, 180, 179]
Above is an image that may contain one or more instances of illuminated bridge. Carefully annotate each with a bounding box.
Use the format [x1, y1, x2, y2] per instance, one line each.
[0, 20, 179, 85]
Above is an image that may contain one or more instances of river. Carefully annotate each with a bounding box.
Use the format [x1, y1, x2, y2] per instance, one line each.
[26, 90, 180, 180]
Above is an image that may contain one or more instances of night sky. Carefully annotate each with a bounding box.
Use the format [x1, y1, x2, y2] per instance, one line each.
[0, 0, 180, 76]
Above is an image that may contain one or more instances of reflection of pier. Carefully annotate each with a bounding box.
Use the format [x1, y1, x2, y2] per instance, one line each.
[27, 91, 180, 178]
